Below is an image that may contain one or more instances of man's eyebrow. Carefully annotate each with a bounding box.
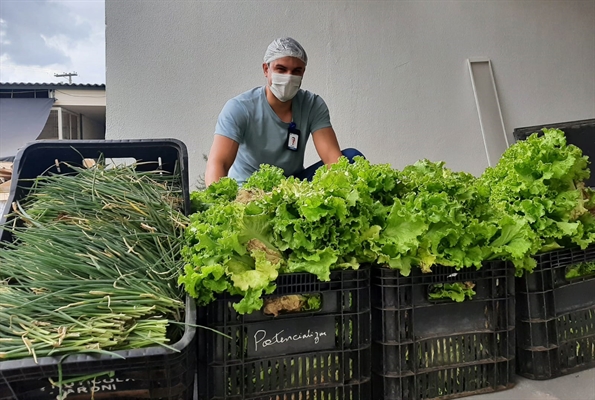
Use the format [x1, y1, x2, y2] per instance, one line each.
[274, 64, 303, 73]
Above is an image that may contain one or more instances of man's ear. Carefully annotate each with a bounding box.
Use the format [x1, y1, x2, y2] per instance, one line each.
[262, 62, 269, 78]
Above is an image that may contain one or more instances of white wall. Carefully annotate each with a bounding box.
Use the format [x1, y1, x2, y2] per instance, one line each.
[82, 115, 105, 139]
[54, 89, 106, 107]
[105, 0, 595, 189]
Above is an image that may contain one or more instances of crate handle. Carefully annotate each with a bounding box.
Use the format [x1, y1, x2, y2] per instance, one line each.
[427, 281, 476, 303]
[263, 293, 322, 317]
[564, 261, 595, 282]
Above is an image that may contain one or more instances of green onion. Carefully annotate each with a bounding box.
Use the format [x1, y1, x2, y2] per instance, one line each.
[0, 160, 188, 362]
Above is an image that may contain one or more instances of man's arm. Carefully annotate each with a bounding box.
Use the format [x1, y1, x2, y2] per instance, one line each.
[205, 135, 239, 186]
[312, 126, 342, 165]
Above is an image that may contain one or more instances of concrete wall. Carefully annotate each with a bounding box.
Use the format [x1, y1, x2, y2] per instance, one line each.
[105, 0, 595, 189]
[82, 115, 105, 139]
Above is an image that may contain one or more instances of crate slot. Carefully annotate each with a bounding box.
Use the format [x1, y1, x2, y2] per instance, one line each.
[515, 246, 595, 379]
[371, 262, 515, 399]
[198, 268, 371, 399]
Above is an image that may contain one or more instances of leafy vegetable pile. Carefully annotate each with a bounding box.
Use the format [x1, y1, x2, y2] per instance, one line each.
[479, 128, 595, 272]
[179, 128, 595, 314]
[369, 160, 499, 275]
[179, 158, 400, 313]
[0, 162, 187, 363]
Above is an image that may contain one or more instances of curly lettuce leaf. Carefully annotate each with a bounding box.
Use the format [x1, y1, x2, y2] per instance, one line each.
[479, 128, 594, 254]
[429, 282, 476, 302]
[179, 200, 285, 313]
[190, 177, 238, 213]
[244, 164, 287, 192]
[373, 160, 499, 274]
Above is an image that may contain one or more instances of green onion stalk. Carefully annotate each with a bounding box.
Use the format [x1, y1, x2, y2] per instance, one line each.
[0, 161, 188, 363]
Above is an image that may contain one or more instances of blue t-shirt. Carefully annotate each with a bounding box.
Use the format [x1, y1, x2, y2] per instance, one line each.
[214, 86, 332, 184]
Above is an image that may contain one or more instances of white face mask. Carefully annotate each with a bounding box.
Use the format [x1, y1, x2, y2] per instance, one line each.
[269, 72, 302, 102]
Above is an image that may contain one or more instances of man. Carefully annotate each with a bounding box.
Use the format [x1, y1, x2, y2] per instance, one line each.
[205, 37, 362, 186]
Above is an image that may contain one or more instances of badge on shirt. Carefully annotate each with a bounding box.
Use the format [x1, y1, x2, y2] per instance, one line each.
[287, 122, 301, 151]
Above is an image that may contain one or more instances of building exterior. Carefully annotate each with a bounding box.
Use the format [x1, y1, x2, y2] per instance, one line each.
[0, 83, 106, 159]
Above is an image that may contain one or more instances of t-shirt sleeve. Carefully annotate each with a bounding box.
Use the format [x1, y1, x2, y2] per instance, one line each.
[309, 95, 332, 134]
[214, 98, 248, 143]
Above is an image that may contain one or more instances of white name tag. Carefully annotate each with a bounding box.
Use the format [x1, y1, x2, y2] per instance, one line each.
[287, 132, 299, 151]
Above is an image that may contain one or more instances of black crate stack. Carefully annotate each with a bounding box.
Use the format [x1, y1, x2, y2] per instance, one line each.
[516, 246, 595, 379]
[0, 140, 196, 400]
[370, 262, 515, 399]
[197, 268, 371, 400]
[510, 119, 595, 381]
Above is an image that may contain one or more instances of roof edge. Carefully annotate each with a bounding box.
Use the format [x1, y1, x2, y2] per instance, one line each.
[0, 83, 105, 89]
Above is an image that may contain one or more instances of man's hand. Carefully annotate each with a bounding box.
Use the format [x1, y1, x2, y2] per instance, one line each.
[205, 135, 239, 186]
[312, 127, 342, 166]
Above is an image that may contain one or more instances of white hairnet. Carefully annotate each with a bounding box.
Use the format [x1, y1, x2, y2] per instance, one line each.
[264, 37, 308, 65]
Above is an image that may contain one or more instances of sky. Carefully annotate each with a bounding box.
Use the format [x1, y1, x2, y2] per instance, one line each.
[0, 0, 105, 84]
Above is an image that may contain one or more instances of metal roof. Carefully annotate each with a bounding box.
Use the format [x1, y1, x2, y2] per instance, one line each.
[0, 83, 105, 89]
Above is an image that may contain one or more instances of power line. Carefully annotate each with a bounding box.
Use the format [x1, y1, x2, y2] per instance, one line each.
[54, 72, 78, 84]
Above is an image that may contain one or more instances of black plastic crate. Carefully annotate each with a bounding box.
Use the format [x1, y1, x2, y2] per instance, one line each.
[371, 262, 515, 399]
[513, 118, 595, 188]
[197, 267, 371, 400]
[0, 139, 196, 399]
[0, 139, 191, 241]
[515, 246, 595, 380]
[0, 300, 196, 400]
[218, 381, 371, 400]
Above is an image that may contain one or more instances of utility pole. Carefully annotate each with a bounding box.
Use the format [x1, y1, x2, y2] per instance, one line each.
[54, 72, 78, 84]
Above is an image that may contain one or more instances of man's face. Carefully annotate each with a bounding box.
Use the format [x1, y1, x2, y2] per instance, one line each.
[263, 56, 306, 85]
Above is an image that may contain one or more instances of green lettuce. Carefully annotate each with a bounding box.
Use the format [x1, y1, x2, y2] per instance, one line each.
[479, 128, 595, 273]
[180, 131, 595, 313]
[244, 164, 287, 192]
[180, 157, 401, 313]
[189, 177, 238, 213]
[178, 199, 284, 313]
[429, 282, 476, 302]
[372, 160, 499, 274]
